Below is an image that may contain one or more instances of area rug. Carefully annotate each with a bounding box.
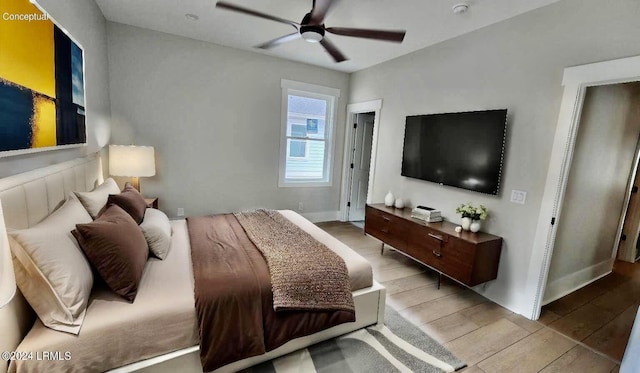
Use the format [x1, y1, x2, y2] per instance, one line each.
[242, 307, 466, 373]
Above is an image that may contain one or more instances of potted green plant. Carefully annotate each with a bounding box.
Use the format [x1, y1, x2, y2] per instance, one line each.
[455, 203, 488, 232]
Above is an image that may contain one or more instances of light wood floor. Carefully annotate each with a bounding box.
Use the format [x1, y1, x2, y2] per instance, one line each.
[542, 259, 640, 363]
[317, 221, 622, 373]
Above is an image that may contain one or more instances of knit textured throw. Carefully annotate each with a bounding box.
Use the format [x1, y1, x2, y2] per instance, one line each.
[234, 209, 355, 312]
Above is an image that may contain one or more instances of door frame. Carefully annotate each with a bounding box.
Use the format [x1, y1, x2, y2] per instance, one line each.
[526, 55, 640, 320]
[339, 100, 382, 221]
[617, 143, 640, 263]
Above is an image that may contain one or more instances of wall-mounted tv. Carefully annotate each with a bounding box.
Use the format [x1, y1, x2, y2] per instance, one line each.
[401, 109, 507, 195]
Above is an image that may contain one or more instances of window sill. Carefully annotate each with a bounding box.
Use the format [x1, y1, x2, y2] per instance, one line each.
[279, 180, 332, 188]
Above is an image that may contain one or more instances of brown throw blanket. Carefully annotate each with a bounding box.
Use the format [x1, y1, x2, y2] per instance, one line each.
[187, 213, 355, 372]
[234, 209, 355, 312]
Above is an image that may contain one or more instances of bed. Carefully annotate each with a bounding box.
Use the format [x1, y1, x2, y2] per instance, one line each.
[0, 154, 386, 373]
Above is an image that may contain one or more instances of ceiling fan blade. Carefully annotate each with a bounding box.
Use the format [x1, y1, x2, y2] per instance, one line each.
[309, 0, 336, 24]
[319, 37, 347, 63]
[326, 27, 406, 43]
[256, 33, 301, 49]
[216, 1, 299, 28]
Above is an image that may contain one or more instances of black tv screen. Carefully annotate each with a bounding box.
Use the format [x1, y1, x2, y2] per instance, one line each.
[401, 109, 507, 195]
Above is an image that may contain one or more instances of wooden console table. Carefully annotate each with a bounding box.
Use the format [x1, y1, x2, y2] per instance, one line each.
[364, 204, 503, 288]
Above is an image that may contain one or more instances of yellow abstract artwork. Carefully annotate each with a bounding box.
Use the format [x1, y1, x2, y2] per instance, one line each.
[0, 0, 85, 154]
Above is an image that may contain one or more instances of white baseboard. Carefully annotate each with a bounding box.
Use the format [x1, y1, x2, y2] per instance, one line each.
[301, 211, 339, 223]
[542, 258, 614, 305]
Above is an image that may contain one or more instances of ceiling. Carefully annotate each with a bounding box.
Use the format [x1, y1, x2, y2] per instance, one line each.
[95, 0, 562, 73]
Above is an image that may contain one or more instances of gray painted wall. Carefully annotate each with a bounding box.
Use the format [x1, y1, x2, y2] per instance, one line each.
[107, 23, 350, 219]
[348, 0, 640, 315]
[0, 0, 111, 178]
[548, 83, 640, 284]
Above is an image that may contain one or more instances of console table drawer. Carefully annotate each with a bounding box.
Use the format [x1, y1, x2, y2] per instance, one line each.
[406, 227, 445, 260]
[407, 226, 480, 285]
[425, 244, 474, 285]
[365, 207, 408, 250]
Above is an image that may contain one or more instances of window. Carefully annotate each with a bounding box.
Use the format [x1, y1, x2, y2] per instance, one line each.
[279, 79, 340, 187]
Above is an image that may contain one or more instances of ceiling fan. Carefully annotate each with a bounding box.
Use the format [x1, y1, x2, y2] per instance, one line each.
[215, 0, 406, 63]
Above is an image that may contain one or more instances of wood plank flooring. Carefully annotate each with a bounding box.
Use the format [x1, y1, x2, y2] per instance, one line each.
[543, 260, 640, 362]
[317, 221, 622, 372]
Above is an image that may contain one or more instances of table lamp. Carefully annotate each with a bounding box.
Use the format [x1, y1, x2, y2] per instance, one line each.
[109, 145, 156, 193]
[0, 200, 16, 310]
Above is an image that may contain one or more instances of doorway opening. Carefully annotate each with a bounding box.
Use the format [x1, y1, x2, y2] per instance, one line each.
[339, 99, 382, 224]
[528, 55, 640, 322]
[540, 81, 640, 361]
[543, 82, 640, 304]
[346, 112, 375, 224]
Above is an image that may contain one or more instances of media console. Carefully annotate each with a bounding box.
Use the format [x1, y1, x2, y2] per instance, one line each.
[364, 204, 503, 288]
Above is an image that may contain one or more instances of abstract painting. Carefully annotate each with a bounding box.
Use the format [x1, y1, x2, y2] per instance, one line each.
[0, 0, 86, 156]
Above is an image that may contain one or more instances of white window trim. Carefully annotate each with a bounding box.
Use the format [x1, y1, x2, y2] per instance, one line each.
[279, 79, 340, 188]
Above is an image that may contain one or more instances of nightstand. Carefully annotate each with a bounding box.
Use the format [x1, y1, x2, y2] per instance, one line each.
[144, 197, 159, 209]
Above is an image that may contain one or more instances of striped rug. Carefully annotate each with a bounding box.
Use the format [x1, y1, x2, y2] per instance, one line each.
[242, 307, 466, 373]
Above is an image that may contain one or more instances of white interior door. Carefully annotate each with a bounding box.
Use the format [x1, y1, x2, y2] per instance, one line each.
[348, 113, 374, 221]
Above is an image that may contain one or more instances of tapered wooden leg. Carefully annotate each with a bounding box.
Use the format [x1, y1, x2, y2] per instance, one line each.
[437, 272, 441, 289]
[380, 243, 385, 255]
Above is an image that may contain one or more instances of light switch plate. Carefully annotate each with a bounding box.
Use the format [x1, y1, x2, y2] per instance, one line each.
[510, 190, 527, 204]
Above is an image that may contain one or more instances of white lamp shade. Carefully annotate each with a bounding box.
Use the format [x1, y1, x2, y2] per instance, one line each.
[109, 145, 156, 177]
[0, 201, 16, 308]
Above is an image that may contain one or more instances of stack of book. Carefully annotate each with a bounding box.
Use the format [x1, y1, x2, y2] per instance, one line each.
[411, 206, 443, 223]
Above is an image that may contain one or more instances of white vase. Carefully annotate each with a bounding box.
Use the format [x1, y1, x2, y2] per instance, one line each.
[384, 192, 395, 207]
[461, 217, 471, 231]
[394, 198, 405, 209]
[470, 220, 481, 233]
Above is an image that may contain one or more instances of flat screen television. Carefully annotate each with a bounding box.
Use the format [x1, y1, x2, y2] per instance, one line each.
[401, 109, 507, 195]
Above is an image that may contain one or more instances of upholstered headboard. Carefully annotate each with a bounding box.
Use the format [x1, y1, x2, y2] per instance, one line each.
[0, 154, 103, 372]
[0, 155, 103, 230]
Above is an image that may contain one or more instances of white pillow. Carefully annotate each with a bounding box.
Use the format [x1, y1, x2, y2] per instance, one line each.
[140, 208, 172, 260]
[74, 178, 121, 219]
[9, 194, 93, 334]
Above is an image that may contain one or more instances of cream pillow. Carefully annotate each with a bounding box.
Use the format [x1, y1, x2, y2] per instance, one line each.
[9, 194, 93, 334]
[74, 178, 120, 219]
[140, 208, 172, 260]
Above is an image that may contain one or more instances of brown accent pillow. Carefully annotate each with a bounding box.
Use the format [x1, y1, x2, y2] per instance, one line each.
[106, 184, 147, 224]
[73, 205, 148, 302]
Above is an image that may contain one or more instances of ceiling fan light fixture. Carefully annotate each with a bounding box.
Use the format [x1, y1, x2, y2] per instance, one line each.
[301, 30, 323, 43]
[300, 24, 325, 43]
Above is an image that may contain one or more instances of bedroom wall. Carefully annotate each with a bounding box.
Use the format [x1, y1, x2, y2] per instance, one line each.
[107, 23, 350, 220]
[0, 0, 111, 178]
[545, 83, 640, 303]
[348, 0, 640, 317]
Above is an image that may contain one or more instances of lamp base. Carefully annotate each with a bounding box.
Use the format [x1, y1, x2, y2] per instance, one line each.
[130, 177, 140, 192]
